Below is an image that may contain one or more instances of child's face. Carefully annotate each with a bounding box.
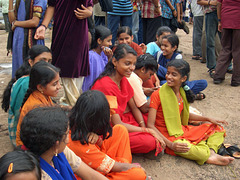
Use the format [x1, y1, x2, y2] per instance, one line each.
[41, 73, 61, 97]
[139, 68, 155, 82]
[113, 53, 136, 78]
[29, 52, 52, 67]
[6, 171, 38, 180]
[166, 66, 186, 88]
[161, 38, 177, 59]
[100, 35, 112, 48]
[157, 32, 171, 45]
[118, 33, 133, 45]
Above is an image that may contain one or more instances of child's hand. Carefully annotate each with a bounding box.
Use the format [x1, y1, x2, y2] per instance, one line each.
[139, 43, 147, 54]
[102, 46, 113, 60]
[171, 142, 190, 153]
[87, 132, 99, 144]
[34, 25, 46, 39]
[74, 5, 92, 19]
[208, 118, 228, 126]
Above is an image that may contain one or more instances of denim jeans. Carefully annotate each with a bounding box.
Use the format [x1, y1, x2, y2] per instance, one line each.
[138, 11, 143, 44]
[94, 16, 105, 26]
[193, 16, 203, 56]
[3, 13, 11, 32]
[107, 14, 132, 45]
[132, 11, 139, 44]
[205, 11, 219, 70]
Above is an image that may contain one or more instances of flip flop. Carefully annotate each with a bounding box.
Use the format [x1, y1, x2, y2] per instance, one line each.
[195, 93, 206, 100]
[218, 144, 231, 157]
[226, 145, 240, 159]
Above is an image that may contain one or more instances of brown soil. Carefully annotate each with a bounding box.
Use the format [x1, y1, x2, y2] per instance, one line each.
[0, 25, 239, 179]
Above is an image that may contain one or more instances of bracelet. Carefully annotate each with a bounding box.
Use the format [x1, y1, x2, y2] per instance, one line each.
[171, 9, 175, 12]
[139, 121, 144, 125]
[218, 19, 221, 22]
[41, 24, 47, 30]
[8, 9, 14, 12]
[155, 4, 160, 8]
[11, 20, 16, 27]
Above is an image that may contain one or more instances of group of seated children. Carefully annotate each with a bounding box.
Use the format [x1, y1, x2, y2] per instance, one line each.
[1, 25, 237, 179]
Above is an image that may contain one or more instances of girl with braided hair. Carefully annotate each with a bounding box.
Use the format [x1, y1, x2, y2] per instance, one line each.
[16, 60, 61, 146]
[147, 59, 234, 166]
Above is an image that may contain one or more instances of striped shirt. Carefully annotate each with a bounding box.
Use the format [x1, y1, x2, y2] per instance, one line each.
[107, 0, 133, 16]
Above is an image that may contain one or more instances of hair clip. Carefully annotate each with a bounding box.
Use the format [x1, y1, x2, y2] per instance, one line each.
[8, 163, 13, 173]
[183, 85, 190, 91]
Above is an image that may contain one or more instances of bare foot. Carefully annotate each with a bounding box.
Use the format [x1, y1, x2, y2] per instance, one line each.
[206, 149, 234, 166]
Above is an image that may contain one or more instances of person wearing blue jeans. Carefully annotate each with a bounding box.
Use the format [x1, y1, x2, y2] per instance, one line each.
[107, 0, 133, 45]
[197, 0, 219, 77]
[205, 10, 219, 71]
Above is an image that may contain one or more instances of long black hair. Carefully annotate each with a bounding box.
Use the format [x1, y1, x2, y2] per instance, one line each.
[1, 45, 51, 112]
[92, 44, 137, 87]
[0, 150, 41, 180]
[21, 61, 60, 107]
[70, 90, 112, 145]
[91, 25, 112, 49]
[166, 59, 195, 103]
[20, 107, 69, 156]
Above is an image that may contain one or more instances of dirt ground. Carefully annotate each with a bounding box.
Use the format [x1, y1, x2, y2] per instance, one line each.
[0, 25, 239, 180]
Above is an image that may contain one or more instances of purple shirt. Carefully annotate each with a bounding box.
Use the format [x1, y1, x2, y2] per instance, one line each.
[82, 50, 108, 92]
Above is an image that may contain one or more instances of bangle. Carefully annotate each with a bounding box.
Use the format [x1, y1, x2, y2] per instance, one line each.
[8, 9, 14, 12]
[171, 9, 175, 12]
[11, 20, 15, 27]
[218, 19, 221, 22]
[139, 121, 144, 125]
[41, 24, 47, 30]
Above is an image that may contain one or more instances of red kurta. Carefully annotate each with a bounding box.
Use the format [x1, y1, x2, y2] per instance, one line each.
[92, 76, 157, 153]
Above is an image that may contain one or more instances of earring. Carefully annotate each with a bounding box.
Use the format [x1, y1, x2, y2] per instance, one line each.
[114, 66, 116, 69]
[55, 152, 58, 157]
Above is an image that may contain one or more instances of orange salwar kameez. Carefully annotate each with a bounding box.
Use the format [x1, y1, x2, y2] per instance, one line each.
[68, 125, 146, 180]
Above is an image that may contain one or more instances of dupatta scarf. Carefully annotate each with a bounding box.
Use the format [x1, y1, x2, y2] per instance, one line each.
[40, 152, 77, 180]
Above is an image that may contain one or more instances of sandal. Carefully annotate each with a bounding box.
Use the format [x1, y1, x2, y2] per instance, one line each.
[195, 93, 206, 100]
[192, 55, 202, 60]
[226, 145, 240, 159]
[218, 144, 231, 157]
[208, 69, 215, 78]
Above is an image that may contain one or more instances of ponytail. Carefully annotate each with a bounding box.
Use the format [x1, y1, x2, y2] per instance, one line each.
[182, 83, 195, 103]
[1, 59, 31, 112]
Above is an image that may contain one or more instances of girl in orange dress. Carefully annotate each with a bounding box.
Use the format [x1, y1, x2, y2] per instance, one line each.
[68, 90, 147, 180]
[147, 59, 234, 165]
[16, 61, 61, 146]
